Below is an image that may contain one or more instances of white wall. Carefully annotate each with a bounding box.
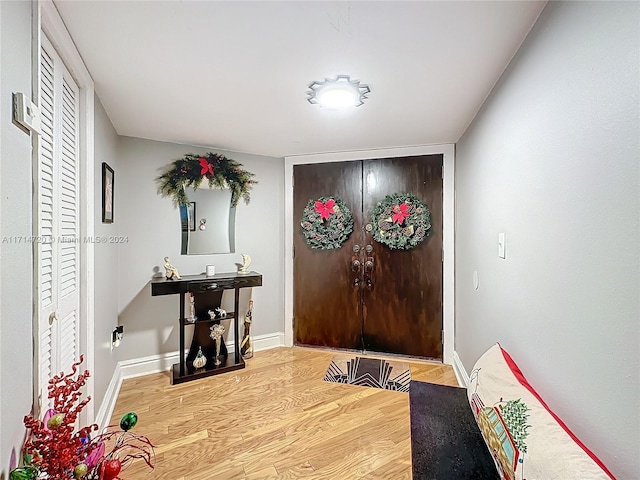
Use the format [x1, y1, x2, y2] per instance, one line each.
[0, 0, 34, 474]
[455, 2, 639, 478]
[115, 137, 284, 362]
[92, 95, 120, 408]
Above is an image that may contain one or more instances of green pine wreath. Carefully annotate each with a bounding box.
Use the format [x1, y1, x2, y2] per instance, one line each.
[371, 192, 431, 250]
[300, 196, 354, 249]
[157, 152, 256, 206]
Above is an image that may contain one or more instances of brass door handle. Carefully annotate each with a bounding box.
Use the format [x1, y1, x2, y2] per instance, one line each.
[352, 256, 362, 286]
[48, 311, 57, 326]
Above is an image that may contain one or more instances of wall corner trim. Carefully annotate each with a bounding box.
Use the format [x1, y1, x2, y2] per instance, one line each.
[452, 350, 470, 387]
[94, 363, 123, 430]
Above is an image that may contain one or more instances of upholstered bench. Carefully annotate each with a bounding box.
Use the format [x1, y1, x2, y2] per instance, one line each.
[410, 344, 615, 480]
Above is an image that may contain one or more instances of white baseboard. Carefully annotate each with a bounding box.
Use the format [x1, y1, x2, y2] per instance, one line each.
[94, 362, 123, 430]
[453, 350, 470, 387]
[95, 332, 285, 428]
[253, 331, 286, 352]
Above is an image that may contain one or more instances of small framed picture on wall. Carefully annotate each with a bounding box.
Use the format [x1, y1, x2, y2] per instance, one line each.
[102, 162, 114, 224]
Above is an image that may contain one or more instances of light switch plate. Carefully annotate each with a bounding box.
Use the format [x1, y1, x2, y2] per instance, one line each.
[12, 92, 41, 135]
[498, 232, 506, 259]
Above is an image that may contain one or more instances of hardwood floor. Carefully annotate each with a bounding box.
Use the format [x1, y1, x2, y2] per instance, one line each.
[110, 347, 459, 479]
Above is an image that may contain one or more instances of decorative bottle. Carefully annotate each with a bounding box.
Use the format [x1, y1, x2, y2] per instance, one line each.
[240, 299, 254, 359]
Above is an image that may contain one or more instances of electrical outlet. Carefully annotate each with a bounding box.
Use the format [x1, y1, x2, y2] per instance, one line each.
[111, 326, 124, 350]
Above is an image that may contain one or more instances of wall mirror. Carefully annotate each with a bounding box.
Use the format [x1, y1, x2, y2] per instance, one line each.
[180, 187, 236, 255]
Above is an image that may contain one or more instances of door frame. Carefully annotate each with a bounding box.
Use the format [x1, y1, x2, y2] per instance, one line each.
[33, 0, 95, 421]
[284, 144, 455, 364]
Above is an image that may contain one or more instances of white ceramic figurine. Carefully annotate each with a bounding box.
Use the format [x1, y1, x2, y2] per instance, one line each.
[237, 253, 252, 274]
[164, 256, 181, 280]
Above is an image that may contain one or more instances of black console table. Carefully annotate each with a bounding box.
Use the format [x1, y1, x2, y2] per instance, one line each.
[151, 271, 262, 384]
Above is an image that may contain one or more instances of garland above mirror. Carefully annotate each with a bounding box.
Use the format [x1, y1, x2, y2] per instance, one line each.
[157, 152, 257, 206]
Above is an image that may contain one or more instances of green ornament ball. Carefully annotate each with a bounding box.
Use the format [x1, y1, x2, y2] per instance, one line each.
[47, 413, 65, 430]
[10, 466, 39, 480]
[120, 412, 138, 431]
[74, 463, 88, 478]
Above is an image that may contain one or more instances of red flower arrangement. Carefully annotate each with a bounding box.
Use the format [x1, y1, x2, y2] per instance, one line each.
[10, 357, 154, 480]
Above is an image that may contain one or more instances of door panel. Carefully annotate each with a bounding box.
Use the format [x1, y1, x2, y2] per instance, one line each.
[38, 44, 57, 392]
[37, 36, 81, 409]
[293, 162, 363, 350]
[293, 156, 443, 359]
[362, 155, 443, 359]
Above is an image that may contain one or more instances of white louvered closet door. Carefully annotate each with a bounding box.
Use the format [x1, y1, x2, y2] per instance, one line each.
[37, 35, 81, 409]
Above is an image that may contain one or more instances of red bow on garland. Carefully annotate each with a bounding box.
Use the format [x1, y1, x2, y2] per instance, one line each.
[391, 203, 409, 224]
[199, 157, 214, 176]
[314, 199, 336, 220]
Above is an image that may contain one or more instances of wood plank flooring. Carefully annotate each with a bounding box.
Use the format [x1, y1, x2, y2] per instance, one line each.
[110, 347, 459, 479]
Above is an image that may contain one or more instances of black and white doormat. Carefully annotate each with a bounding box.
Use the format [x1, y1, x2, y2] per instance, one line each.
[323, 355, 411, 392]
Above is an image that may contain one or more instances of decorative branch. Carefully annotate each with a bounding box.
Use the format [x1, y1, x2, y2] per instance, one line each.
[157, 152, 257, 206]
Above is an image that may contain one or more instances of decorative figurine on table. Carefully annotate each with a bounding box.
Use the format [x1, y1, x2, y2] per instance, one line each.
[240, 299, 254, 359]
[237, 253, 251, 274]
[207, 307, 227, 320]
[187, 293, 197, 323]
[192, 347, 207, 369]
[209, 324, 225, 366]
[163, 256, 181, 280]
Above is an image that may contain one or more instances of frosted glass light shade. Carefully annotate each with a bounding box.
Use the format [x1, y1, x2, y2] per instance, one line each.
[307, 75, 370, 108]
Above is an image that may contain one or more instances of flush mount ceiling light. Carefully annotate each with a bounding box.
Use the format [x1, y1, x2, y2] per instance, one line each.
[307, 75, 371, 108]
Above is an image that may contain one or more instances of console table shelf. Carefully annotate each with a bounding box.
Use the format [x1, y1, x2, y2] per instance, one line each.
[151, 271, 262, 384]
[181, 313, 236, 326]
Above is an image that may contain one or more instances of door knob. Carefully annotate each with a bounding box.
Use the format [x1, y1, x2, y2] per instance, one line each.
[365, 244, 374, 253]
[365, 259, 374, 272]
[48, 311, 57, 326]
[351, 257, 361, 286]
[353, 244, 360, 253]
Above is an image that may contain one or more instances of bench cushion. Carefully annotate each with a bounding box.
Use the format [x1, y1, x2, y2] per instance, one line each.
[467, 343, 614, 480]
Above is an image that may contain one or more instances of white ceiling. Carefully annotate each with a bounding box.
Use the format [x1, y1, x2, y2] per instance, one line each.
[54, 1, 545, 158]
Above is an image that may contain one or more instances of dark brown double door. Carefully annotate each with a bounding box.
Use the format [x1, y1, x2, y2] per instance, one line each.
[293, 155, 443, 359]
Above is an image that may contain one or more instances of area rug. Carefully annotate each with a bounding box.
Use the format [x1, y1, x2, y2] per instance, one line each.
[409, 380, 499, 480]
[323, 355, 411, 392]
